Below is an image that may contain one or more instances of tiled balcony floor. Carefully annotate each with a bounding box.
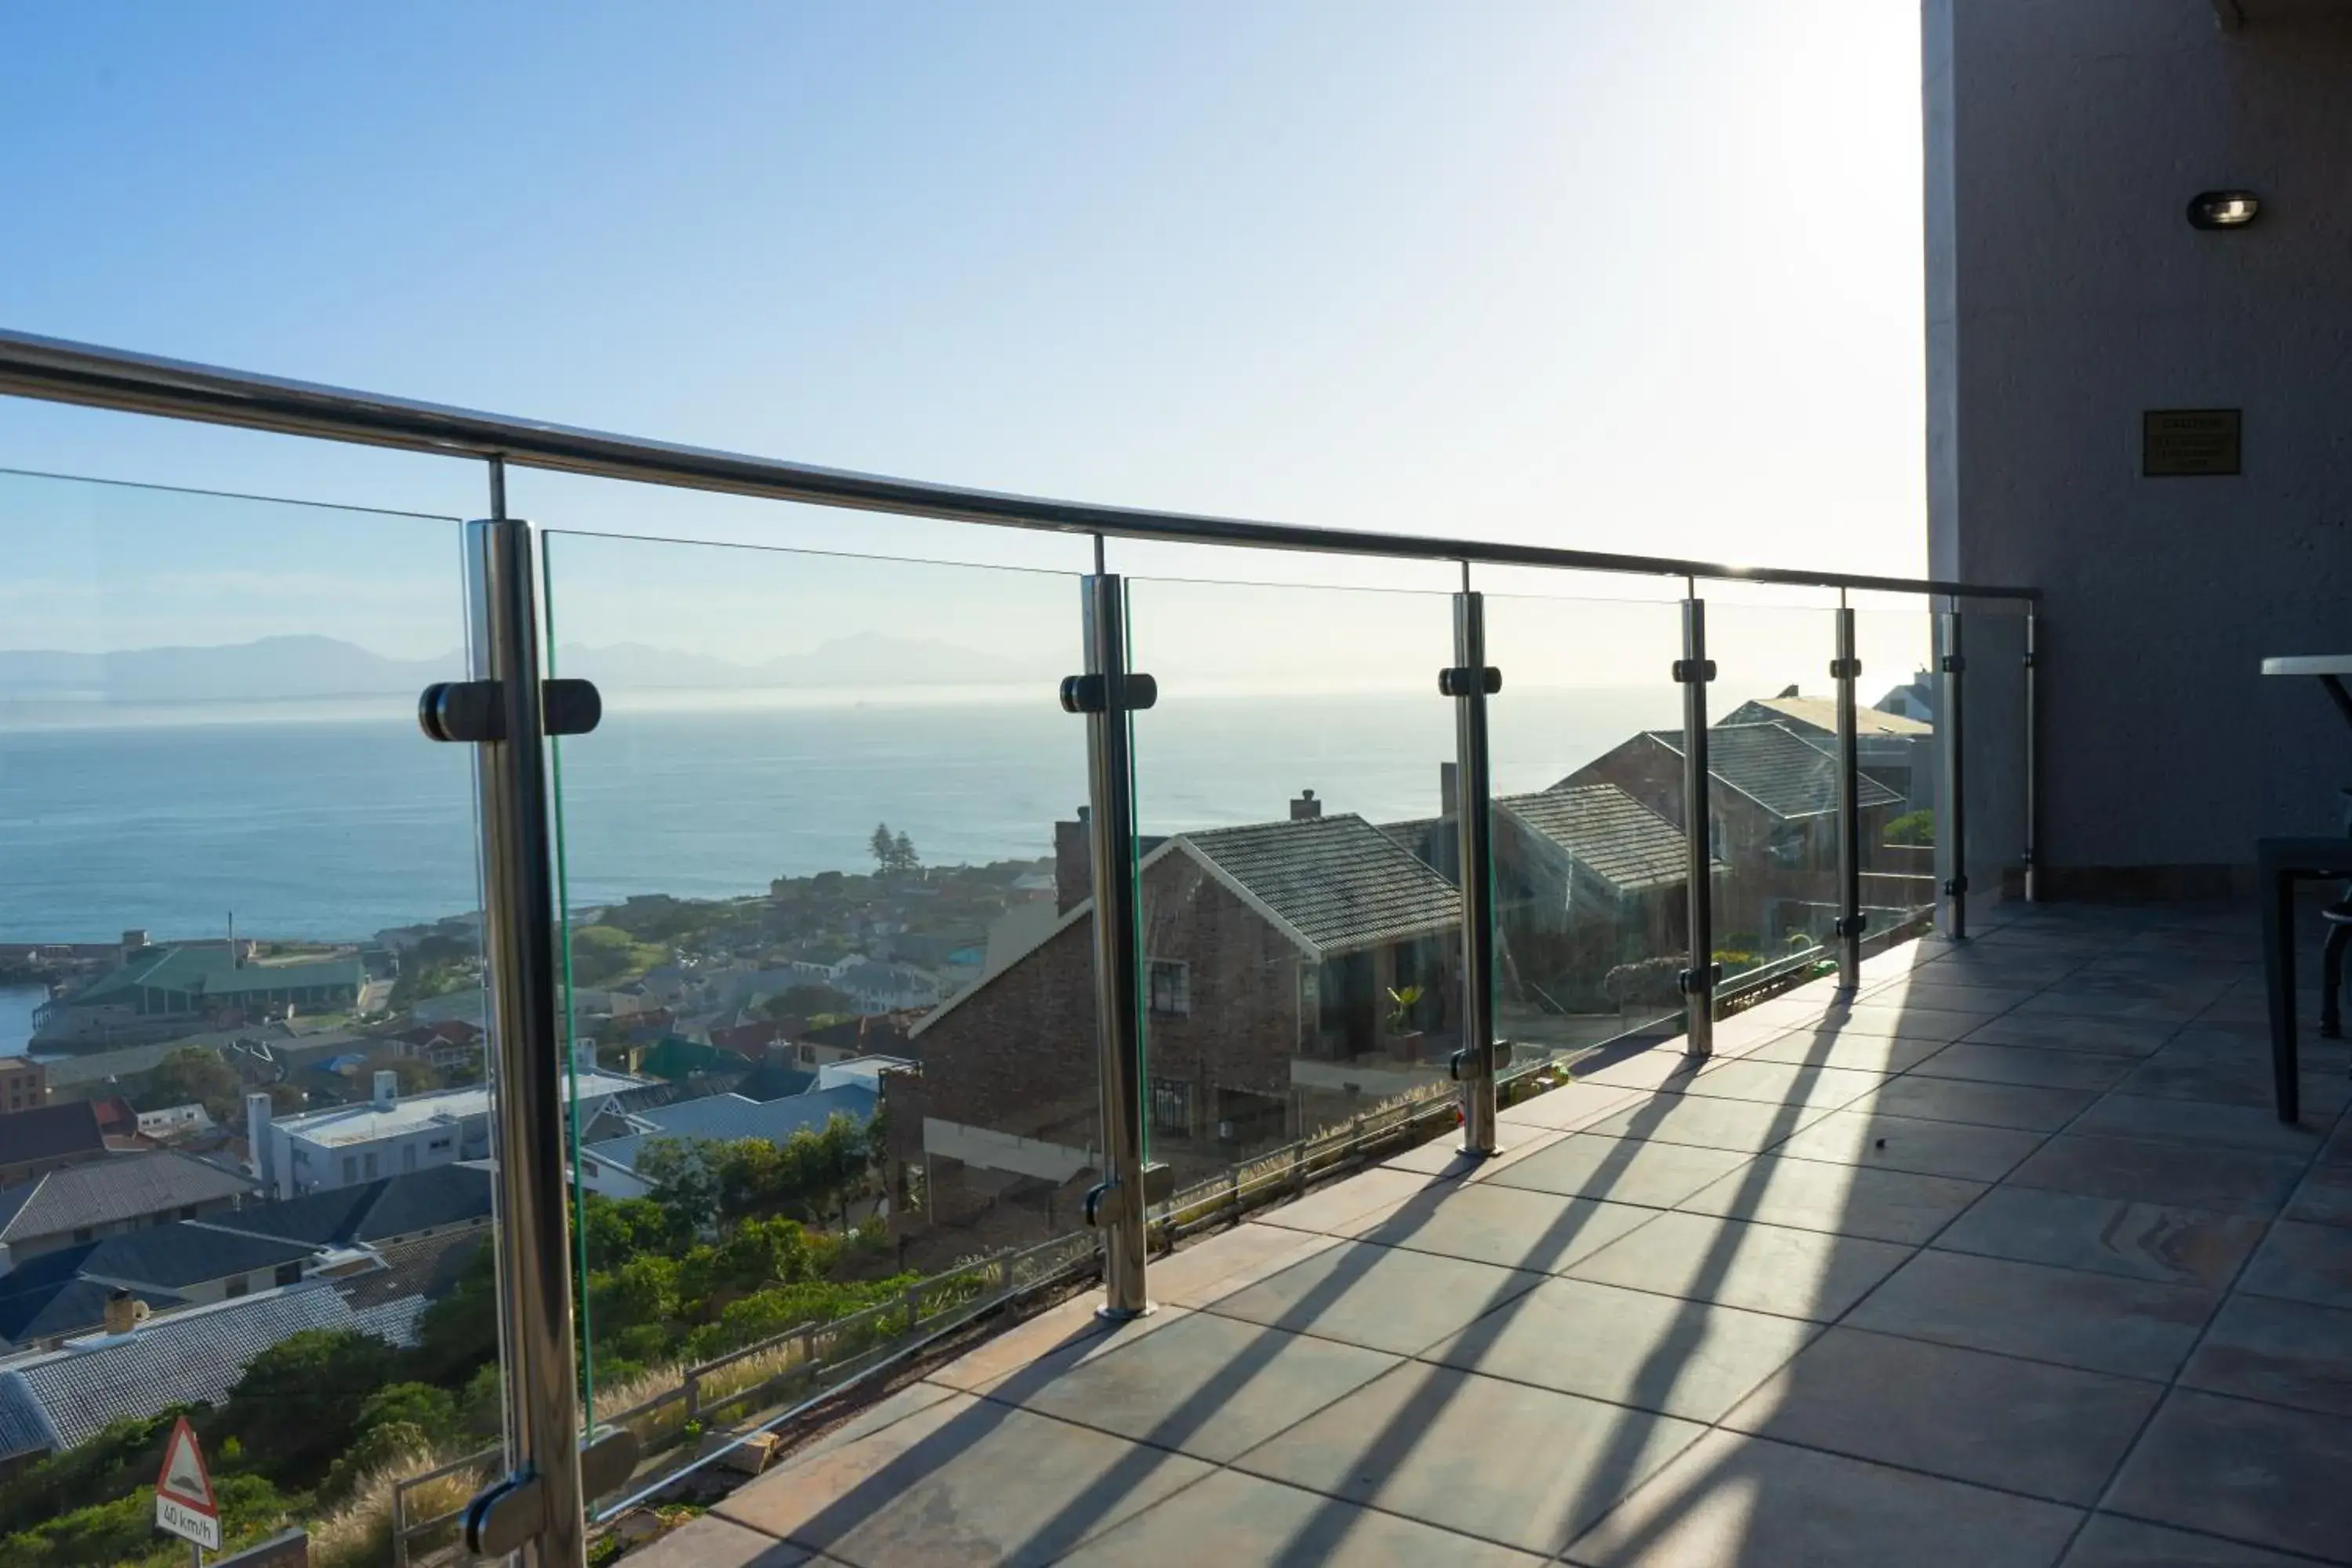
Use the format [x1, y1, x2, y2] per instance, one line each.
[637, 902, 2352, 1567]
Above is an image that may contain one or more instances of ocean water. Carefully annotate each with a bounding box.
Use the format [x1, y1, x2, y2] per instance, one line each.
[0, 685, 1679, 946]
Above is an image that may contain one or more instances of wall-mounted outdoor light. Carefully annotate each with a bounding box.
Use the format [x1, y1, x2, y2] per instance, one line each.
[2187, 190, 2261, 230]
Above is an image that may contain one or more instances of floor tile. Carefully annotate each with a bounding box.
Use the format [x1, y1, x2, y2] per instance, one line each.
[1056, 1468, 1548, 1567]
[1565, 1210, 1913, 1323]
[1741, 1027, 1951, 1074]
[1843, 1249, 2219, 1381]
[982, 1310, 1397, 1462]
[1814, 1003, 1995, 1041]
[1674, 1155, 1984, 1245]
[1250, 1167, 1449, 1238]
[2060, 1515, 2316, 1567]
[1421, 1275, 1817, 1422]
[1581, 1093, 1827, 1153]
[619, 1515, 819, 1567]
[1156, 1226, 1343, 1309]
[1719, 1326, 2161, 1504]
[2068, 1094, 2325, 1156]
[1234, 1362, 1707, 1556]
[1769, 1109, 2047, 1182]
[1494, 1080, 1641, 1132]
[1860, 980, 2039, 1014]
[1562, 1428, 2083, 1568]
[1483, 1132, 1752, 1208]
[2238, 1220, 2352, 1308]
[2003, 1133, 2307, 1219]
[797, 1381, 964, 1461]
[2287, 1162, 2352, 1227]
[930, 1298, 1185, 1393]
[1849, 1076, 2098, 1133]
[1675, 1058, 1887, 1110]
[2118, 1052, 2352, 1117]
[2107, 1388, 2352, 1562]
[720, 1392, 1212, 1567]
[1384, 1123, 1564, 1178]
[2325, 1116, 2352, 1166]
[1202, 1239, 1544, 1355]
[1907, 1043, 2141, 1092]
[1345, 1183, 1661, 1274]
[1929, 1185, 2265, 1289]
[1961, 1014, 2179, 1058]
[2180, 1293, 2352, 1419]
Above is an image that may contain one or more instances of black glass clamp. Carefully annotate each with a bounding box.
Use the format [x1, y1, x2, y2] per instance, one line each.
[417, 678, 602, 744]
[1833, 913, 1870, 939]
[1438, 666, 1501, 698]
[1058, 673, 1159, 715]
[1940, 654, 1967, 674]
[1671, 659, 1718, 684]
[1677, 961, 1723, 996]
[1829, 657, 1863, 680]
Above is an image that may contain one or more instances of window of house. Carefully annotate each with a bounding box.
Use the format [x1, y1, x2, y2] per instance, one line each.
[428, 1137, 452, 1152]
[402, 1145, 418, 1173]
[71, 1228, 91, 1243]
[178, 1205, 197, 1221]
[1148, 960, 1189, 1017]
[274, 1262, 303, 1287]
[1149, 1078, 1192, 1136]
[342, 1157, 358, 1185]
[225, 1278, 249, 1298]
[364, 1152, 379, 1180]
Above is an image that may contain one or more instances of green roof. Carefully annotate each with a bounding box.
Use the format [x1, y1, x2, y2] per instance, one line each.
[70, 946, 361, 1006]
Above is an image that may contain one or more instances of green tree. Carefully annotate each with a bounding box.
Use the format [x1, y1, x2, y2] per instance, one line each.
[215, 1327, 401, 1486]
[579, 1192, 670, 1272]
[411, 1238, 500, 1387]
[633, 1137, 722, 1242]
[567, 924, 665, 987]
[892, 830, 918, 873]
[761, 982, 855, 1022]
[132, 1046, 242, 1121]
[1886, 808, 1936, 846]
[869, 822, 896, 873]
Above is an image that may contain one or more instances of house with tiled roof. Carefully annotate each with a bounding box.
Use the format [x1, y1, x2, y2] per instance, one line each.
[0, 1103, 108, 1185]
[889, 802, 1465, 1239]
[1559, 721, 1909, 946]
[1719, 690, 1936, 814]
[0, 1149, 254, 1261]
[0, 1281, 401, 1469]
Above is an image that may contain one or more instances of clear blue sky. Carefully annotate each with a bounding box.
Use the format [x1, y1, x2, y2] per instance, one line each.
[0, 2, 1928, 669]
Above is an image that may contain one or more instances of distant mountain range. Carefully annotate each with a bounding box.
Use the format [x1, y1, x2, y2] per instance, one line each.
[0, 633, 1054, 703]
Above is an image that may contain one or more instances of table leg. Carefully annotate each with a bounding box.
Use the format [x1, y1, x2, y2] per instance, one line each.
[2267, 866, 2301, 1124]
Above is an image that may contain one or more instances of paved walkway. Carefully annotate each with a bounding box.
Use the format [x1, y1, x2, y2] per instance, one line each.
[635, 901, 2352, 1566]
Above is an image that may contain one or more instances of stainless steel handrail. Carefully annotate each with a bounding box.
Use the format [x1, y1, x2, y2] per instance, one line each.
[0, 328, 2035, 601]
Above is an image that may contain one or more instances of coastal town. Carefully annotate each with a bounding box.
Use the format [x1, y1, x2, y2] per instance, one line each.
[0, 686, 1938, 1560]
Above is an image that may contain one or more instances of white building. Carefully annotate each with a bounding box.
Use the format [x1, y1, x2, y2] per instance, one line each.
[248, 1050, 642, 1199]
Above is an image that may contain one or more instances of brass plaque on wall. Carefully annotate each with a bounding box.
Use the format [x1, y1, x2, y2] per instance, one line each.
[2143, 408, 2241, 477]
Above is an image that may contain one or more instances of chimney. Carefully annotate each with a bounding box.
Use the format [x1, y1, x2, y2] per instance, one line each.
[103, 1290, 149, 1336]
[372, 1070, 398, 1109]
[1290, 789, 1322, 822]
[246, 1092, 274, 1189]
[119, 929, 150, 966]
[1054, 808, 1093, 914]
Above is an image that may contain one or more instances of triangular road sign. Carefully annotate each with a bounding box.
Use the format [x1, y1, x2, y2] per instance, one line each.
[157, 1415, 217, 1515]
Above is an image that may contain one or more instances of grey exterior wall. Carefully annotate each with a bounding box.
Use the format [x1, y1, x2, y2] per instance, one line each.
[1926, 0, 2352, 876]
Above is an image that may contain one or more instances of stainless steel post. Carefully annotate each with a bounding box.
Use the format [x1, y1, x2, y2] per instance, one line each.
[463, 511, 587, 1567]
[1450, 590, 1501, 1156]
[2023, 605, 2039, 902]
[1078, 573, 1151, 1319]
[1937, 605, 1968, 940]
[1679, 597, 1715, 1060]
[1833, 606, 1864, 989]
